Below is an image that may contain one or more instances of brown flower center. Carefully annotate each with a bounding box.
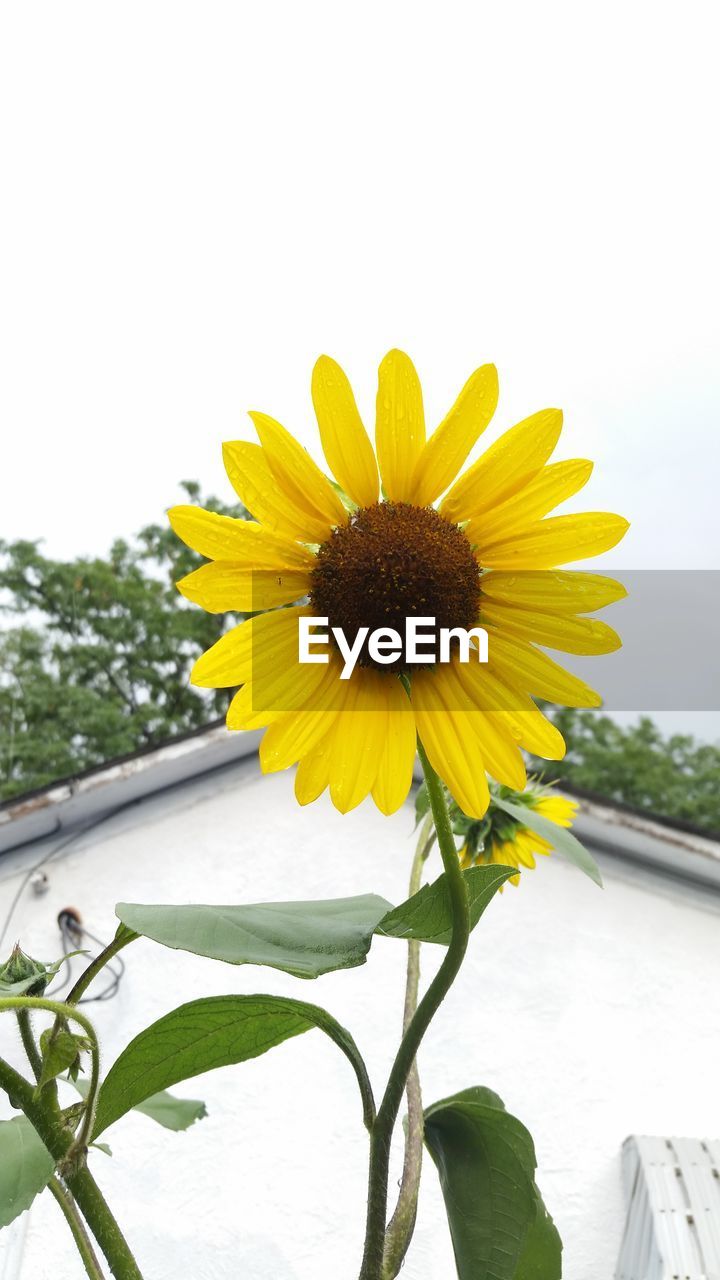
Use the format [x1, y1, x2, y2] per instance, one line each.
[309, 502, 480, 672]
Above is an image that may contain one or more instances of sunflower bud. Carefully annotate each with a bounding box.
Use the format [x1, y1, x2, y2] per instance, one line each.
[0, 944, 50, 996]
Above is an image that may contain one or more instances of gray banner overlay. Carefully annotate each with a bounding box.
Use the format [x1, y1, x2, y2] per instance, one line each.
[246, 571, 719, 714]
[558, 571, 719, 711]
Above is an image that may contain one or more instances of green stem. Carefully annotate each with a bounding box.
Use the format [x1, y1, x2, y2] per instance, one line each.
[0, 996, 100, 1159]
[0, 1055, 143, 1279]
[17, 1007, 43, 1081]
[358, 741, 470, 1280]
[48, 1177, 107, 1280]
[66, 928, 137, 1006]
[381, 812, 435, 1279]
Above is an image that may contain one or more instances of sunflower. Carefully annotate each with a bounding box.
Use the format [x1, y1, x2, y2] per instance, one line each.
[169, 351, 628, 818]
[458, 786, 579, 886]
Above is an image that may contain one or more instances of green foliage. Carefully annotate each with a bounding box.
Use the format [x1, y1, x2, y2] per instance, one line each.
[116, 869, 512, 983]
[0, 482, 246, 801]
[92, 994, 372, 1137]
[0, 1115, 54, 1228]
[532, 708, 720, 834]
[377, 865, 515, 944]
[424, 1087, 561, 1280]
[0, 946, 50, 997]
[131, 1090, 207, 1132]
[116, 894, 393, 979]
[72, 1078, 207, 1134]
[38, 1025, 91, 1088]
[492, 795, 602, 887]
[514, 1197, 564, 1279]
[0, 1083, 208, 1229]
[416, 775, 600, 885]
[0, 950, 78, 998]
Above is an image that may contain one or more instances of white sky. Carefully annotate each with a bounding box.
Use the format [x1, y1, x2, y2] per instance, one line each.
[1, 2, 718, 736]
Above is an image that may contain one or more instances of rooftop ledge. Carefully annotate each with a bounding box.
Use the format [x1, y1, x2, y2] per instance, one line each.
[1, 720, 719, 893]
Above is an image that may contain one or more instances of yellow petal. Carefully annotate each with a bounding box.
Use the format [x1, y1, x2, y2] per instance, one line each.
[327, 671, 391, 813]
[223, 441, 330, 543]
[168, 506, 314, 568]
[177, 563, 310, 613]
[191, 620, 252, 688]
[228, 656, 330, 729]
[411, 669, 490, 818]
[249, 411, 347, 530]
[442, 661, 527, 790]
[311, 356, 379, 508]
[375, 349, 426, 502]
[226, 683, 281, 730]
[480, 512, 630, 569]
[480, 600, 621, 655]
[259, 659, 343, 773]
[191, 606, 309, 688]
[494, 840, 519, 870]
[371, 677, 417, 816]
[452, 660, 566, 760]
[440, 409, 563, 523]
[410, 364, 499, 507]
[519, 828, 553, 857]
[243, 662, 334, 727]
[513, 832, 537, 869]
[260, 705, 339, 774]
[295, 738, 332, 805]
[485, 628, 602, 708]
[468, 459, 593, 544]
[533, 795, 578, 827]
[481, 569, 626, 614]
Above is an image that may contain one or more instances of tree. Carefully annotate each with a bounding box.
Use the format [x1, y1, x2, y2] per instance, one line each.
[0, 482, 245, 801]
[529, 707, 720, 834]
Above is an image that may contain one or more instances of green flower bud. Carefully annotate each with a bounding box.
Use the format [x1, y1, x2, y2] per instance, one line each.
[0, 944, 50, 996]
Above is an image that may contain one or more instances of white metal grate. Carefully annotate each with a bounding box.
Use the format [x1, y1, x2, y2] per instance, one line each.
[616, 1136, 720, 1279]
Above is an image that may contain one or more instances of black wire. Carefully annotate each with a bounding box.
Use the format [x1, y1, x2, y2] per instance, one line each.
[47, 920, 127, 1003]
[0, 796, 143, 952]
[0, 820, 68, 952]
[1, 741, 246, 956]
[76, 925, 126, 1004]
[43, 926, 75, 997]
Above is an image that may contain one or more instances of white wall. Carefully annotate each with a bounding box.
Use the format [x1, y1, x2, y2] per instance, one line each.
[2, 757, 719, 1279]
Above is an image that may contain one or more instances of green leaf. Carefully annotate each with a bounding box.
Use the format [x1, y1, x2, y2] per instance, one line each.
[424, 1087, 561, 1280]
[377, 866, 515, 945]
[328, 479, 357, 513]
[115, 894, 392, 980]
[38, 1027, 90, 1089]
[116, 874, 512, 982]
[92, 994, 373, 1138]
[71, 1078, 206, 1134]
[514, 1196, 563, 1279]
[0, 1116, 54, 1228]
[492, 795, 602, 888]
[132, 1091, 207, 1132]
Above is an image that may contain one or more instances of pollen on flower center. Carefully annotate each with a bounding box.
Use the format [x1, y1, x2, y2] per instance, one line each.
[309, 501, 481, 672]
